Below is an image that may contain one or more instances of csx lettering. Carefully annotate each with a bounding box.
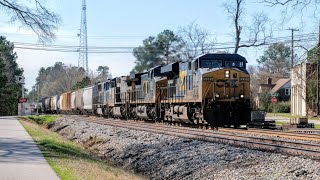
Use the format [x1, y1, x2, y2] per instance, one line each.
[216, 79, 238, 88]
[216, 79, 228, 87]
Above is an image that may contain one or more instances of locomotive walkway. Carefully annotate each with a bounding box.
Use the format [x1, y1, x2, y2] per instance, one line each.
[0, 116, 59, 180]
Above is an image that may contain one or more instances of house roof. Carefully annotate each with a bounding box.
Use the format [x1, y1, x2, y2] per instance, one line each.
[271, 79, 291, 93]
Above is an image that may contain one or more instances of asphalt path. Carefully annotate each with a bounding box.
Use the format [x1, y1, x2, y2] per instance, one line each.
[0, 116, 59, 180]
[265, 116, 320, 125]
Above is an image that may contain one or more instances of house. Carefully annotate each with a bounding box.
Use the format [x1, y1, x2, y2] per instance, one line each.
[270, 79, 291, 101]
[255, 78, 291, 108]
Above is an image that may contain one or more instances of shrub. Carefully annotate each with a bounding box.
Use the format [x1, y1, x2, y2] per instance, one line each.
[26, 115, 57, 125]
[269, 102, 290, 113]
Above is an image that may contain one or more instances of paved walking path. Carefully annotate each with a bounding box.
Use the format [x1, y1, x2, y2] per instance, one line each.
[0, 116, 59, 180]
[266, 116, 320, 125]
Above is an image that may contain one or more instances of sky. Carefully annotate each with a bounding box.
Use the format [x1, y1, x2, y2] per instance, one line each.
[0, 0, 319, 90]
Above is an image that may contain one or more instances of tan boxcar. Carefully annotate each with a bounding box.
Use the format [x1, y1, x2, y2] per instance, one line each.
[75, 89, 84, 113]
[61, 92, 72, 113]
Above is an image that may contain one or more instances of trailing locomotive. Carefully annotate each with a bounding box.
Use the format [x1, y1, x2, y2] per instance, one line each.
[39, 53, 251, 127]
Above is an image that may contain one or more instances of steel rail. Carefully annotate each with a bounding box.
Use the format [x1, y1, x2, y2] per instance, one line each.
[69, 115, 320, 159]
[78, 115, 320, 142]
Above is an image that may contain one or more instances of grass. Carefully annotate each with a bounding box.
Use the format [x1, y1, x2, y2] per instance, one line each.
[267, 113, 303, 118]
[275, 121, 288, 125]
[19, 118, 144, 180]
[275, 121, 320, 129]
[267, 113, 320, 121]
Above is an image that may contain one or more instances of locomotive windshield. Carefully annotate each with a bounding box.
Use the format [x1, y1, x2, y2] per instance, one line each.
[200, 59, 223, 68]
[225, 60, 245, 68]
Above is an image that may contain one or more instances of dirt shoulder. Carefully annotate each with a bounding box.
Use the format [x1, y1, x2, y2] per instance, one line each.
[20, 119, 145, 180]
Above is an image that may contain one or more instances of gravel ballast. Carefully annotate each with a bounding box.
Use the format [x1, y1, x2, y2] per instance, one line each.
[49, 117, 320, 179]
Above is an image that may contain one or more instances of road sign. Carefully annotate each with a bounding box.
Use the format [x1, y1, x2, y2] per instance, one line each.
[15, 76, 25, 84]
[271, 97, 278, 103]
[19, 98, 27, 103]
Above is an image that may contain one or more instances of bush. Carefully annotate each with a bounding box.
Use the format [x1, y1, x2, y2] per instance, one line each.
[268, 102, 290, 113]
[258, 92, 272, 111]
[26, 115, 57, 125]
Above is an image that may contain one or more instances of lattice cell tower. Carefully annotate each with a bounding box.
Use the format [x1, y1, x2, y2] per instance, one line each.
[78, 0, 88, 72]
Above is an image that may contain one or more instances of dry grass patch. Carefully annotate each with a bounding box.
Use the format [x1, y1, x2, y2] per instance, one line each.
[20, 120, 145, 180]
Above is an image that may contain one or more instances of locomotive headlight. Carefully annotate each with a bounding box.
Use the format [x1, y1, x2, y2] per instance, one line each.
[240, 94, 245, 99]
[225, 70, 230, 78]
[215, 93, 220, 98]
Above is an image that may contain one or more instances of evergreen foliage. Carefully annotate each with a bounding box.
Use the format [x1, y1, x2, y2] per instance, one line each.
[132, 30, 183, 73]
[257, 43, 292, 78]
[0, 36, 24, 115]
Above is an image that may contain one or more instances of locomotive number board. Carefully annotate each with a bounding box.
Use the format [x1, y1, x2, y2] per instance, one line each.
[203, 77, 214, 81]
[239, 77, 250, 82]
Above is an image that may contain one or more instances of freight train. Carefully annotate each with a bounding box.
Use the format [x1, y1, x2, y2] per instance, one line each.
[37, 53, 251, 127]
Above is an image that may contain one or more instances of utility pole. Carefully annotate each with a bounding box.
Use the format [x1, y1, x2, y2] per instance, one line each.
[15, 76, 25, 116]
[317, 24, 320, 115]
[32, 86, 35, 103]
[287, 28, 299, 68]
[36, 84, 40, 115]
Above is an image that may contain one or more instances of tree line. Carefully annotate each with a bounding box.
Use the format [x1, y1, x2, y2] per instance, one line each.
[27, 64, 110, 102]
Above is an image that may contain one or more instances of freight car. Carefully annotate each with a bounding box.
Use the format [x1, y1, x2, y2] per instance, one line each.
[38, 53, 251, 128]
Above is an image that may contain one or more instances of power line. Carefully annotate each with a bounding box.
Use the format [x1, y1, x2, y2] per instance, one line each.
[11, 32, 319, 49]
[11, 32, 320, 54]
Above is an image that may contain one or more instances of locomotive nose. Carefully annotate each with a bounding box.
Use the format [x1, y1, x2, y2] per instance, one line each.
[202, 68, 249, 100]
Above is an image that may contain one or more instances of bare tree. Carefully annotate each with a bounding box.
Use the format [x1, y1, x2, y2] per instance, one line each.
[0, 0, 60, 42]
[263, 0, 320, 27]
[263, 0, 318, 8]
[39, 64, 86, 96]
[178, 22, 215, 60]
[224, 0, 271, 53]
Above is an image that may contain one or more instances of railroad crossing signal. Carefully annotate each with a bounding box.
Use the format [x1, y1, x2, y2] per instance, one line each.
[271, 97, 278, 103]
[19, 98, 28, 103]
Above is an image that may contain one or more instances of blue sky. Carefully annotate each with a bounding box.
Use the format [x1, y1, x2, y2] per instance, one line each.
[0, 0, 319, 90]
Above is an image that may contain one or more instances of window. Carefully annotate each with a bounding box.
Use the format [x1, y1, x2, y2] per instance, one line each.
[239, 62, 244, 67]
[105, 82, 110, 90]
[285, 88, 291, 96]
[200, 59, 222, 68]
[225, 61, 238, 67]
[194, 59, 199, 70]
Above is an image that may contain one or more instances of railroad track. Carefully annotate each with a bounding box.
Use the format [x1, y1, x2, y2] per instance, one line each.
[218, 128, 320, 142]
[65, 115, 320, 159]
